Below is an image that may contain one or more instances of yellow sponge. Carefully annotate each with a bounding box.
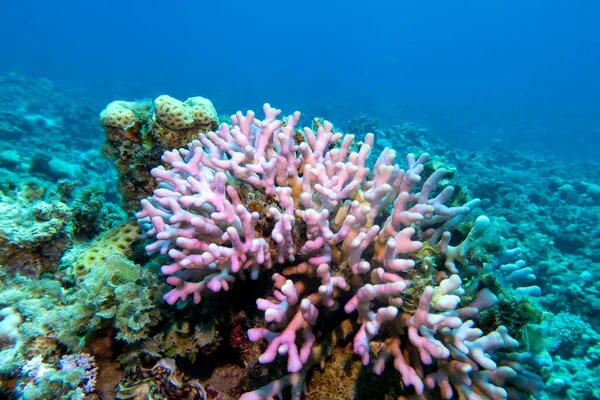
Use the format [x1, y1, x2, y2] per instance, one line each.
[153, 95, 217, 130]
[100, 101, 137, 129]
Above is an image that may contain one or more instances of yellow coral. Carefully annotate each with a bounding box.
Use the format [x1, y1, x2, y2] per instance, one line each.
[71, 221, 138, 277]
[100, 101, 137, 129]
[186, 96, 218, 126]
[153, 95, 217, 130]
[153, 95, 194, 129]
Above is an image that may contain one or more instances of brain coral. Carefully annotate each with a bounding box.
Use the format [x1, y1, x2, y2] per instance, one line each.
[99, 101, 138, 129]
[153, 95, 217, 130]
[68, 221, 138, 278]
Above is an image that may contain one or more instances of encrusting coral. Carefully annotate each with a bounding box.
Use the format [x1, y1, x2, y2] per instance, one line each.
[137, 103, 548, 399]
[66, 221, 139, 278]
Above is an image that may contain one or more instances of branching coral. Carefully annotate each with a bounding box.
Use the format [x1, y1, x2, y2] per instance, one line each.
[137, 104, 546, 399]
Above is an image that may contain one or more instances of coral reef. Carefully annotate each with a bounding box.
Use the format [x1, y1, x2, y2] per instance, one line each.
[0, 253, 163, 397]
[65, 221, 139, 279]
[138, 104, 546, 398]
[375, 122, 600, 327]
[0, 174, 125, 279]
[101, 95, 218, 214]
[364, 120, 600, 399]
[16, 352, 97, 399]
[0, 74, 596, 399]
[0, 188, 71, 278]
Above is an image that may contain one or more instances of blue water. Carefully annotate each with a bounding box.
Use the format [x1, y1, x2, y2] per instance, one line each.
[1, 0, 599, 158]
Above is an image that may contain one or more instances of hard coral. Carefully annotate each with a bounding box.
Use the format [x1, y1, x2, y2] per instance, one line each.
[100, 101, 139, 130]
[101, 95, 218, 213]
[0, 187, 71, 278]
[154, 95, 217, 131]
[66, 221, 139, 279]
[138, 104, 546, 399]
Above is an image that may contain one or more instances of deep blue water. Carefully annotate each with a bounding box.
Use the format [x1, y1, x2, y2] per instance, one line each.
[1, 0, 599, 159]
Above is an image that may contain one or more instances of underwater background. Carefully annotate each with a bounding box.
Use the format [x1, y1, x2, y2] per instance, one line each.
[0, 0, 599, 399]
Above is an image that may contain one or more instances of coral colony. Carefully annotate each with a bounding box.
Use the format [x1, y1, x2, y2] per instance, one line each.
[136, 103, 546, 399]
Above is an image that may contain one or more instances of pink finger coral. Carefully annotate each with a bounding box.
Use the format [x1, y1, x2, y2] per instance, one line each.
[137, 104, 546, 399]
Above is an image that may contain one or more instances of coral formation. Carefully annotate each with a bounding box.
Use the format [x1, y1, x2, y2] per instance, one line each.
[0, 187, 71, 278]
[16, 352, 97, 399]
[0, 172, 126, 280]
[154, 95, 218, 130]
[542, 313, 600, 398]
[101, 94, 218, 214]
[0, 185, 107, 282]
[1, 73, 597, 399]
[0, 307, 22, 348]
[138, 104, 546, 398]
[100, 101, 140, 130]
[66, 221, 139, 278]
[0, 254, 162, 398]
